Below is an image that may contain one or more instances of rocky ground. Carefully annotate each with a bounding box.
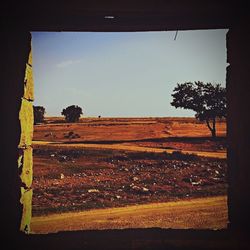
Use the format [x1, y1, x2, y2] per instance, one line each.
[32, 147, 227, 216]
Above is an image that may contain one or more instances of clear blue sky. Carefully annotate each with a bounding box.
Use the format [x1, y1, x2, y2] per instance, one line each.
[31, 30, 228, 117]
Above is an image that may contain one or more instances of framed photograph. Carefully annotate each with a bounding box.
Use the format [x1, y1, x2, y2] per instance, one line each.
[2, 2, 249, 250]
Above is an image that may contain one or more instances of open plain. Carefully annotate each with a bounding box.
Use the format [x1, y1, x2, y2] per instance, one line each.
[31, 117, 227, 233]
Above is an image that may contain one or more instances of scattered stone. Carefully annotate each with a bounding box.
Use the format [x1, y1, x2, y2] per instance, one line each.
[142, 187, 149, 192]
[60, 173, 65, 179]
[58, 155, 67, 162]
[211, 177, 221, 181]
[132, 177, 139, 181]
[191, 180, 202, 186]
[115, 195, 121, 199]
[131, 185, 140, 191]
[88, 189, 100, 193]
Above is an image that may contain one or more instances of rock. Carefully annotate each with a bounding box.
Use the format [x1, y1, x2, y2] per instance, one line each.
[142, 187, 149, 192]
[60, 173, 65, 179]
[211, 177, 221, 181]
[131, 185, 140, 191]
[215, 170, 220, 175]
[116, 195, 121, 199]
[132, 177, 139, 181]
[88, 189, 100, 193]
[191, 180, 202, 186]
[58, 155, 67, 162]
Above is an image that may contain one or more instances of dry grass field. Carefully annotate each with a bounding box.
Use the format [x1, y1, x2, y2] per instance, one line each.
[31, 117, 227, 233]
[31, 196, 228, 234]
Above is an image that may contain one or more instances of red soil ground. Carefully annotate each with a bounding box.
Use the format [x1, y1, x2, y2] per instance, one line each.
[32, 117, 227, 217]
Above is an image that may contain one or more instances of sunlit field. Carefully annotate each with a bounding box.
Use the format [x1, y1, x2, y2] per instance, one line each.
[31, 117, 227, 233]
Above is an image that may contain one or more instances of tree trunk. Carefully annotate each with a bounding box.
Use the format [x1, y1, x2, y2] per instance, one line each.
[206, 118, 216, 138]
[212, 118, 216, 138]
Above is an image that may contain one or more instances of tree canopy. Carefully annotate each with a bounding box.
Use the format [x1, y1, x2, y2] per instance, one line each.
[61, 105, 83, 122]
[171, 81, 226, 137]
[33, 106, 45, 124]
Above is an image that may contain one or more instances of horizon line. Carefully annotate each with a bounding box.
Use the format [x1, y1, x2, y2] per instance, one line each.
[43, 115, 197, 119]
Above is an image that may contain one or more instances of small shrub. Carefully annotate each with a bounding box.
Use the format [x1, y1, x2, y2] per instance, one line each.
[170, 151, 199, 161]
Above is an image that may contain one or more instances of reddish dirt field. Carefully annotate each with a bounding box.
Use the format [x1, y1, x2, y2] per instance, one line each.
[32, 117, 227, 218]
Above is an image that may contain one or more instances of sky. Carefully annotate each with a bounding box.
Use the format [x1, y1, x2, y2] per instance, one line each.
[31, 29, 228, 117]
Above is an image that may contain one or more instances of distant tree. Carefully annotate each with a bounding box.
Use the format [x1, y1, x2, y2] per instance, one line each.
[33, 106, 45, 124]
[61, 105, 83, 122]
[171, 81, 226, 138]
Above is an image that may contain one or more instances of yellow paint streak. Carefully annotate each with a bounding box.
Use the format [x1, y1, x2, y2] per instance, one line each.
[20, 188, 33, 233]
[24, 49, 34, 100]
[19, 47, 34, 234]
[20, 147, 33, 188]
[19, 98, 34, 148]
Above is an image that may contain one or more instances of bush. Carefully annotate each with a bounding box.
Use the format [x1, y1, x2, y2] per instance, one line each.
[170, 151, 198, 161]
[61, 105, 83, 122]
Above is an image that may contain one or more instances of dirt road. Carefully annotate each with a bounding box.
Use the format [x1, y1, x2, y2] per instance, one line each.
[31, 195, 227, 234]
[32, 140, 226, 159]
